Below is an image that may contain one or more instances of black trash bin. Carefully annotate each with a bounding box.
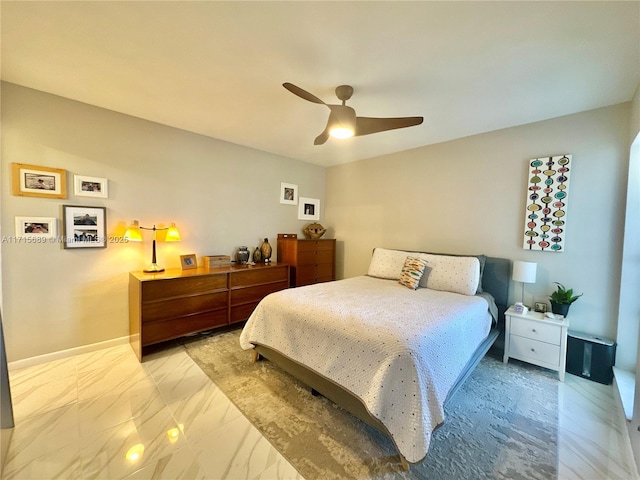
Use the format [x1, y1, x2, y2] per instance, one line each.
[565, 330, 616, 384]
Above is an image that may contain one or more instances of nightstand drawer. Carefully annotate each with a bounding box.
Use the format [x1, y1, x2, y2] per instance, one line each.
[510, 335, 561, 365]
[511, 318, 562, 345]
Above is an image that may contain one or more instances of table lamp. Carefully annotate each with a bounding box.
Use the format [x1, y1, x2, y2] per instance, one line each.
[125, 220, 181, 273]
[512, 260, 537, 307]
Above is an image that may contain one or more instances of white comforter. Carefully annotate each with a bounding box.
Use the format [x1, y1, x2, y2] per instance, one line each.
[239, 275, 492, 463]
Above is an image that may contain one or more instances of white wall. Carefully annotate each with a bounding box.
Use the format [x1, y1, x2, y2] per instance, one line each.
[625, 81, 640, 471]
[325, 103, 631, 340]
[1, 82, 326, 362]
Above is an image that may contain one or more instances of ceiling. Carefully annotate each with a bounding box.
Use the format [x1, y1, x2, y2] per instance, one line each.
[1, 1, 639, 167]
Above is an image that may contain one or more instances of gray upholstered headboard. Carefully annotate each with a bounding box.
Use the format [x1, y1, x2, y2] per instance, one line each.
[482, 257, 511, 326]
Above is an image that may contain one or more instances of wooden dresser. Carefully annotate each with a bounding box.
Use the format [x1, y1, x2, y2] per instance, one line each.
[129, 263, 289, 360]
[277, 234, 336, 287]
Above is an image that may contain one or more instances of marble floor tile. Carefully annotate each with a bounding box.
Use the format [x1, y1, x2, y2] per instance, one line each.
[190, 415, 281, 480]
[151, 358, 213, 405]
[122, 447, 208, 480]
[78, 359, 149, 401]
[10, 372, 77, 420]
[4, 339, 639, 480]
[76, 343, 139, 374]
[2, 403, 80, 472]
[1, 443, 82, 480]
[257, 455, 305, 480]
[78, 383, 167, 440]
[167, 382, 244, 444]
[79, 406, 186, 480]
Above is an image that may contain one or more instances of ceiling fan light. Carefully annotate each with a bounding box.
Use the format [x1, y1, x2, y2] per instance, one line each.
[329, 126, 355, 139]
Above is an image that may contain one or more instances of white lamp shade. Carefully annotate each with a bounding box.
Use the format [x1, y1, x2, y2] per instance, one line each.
[512, 261, 537, 284]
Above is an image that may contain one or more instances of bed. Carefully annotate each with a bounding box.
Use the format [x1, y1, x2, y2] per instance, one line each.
[239, 248, 510, 469]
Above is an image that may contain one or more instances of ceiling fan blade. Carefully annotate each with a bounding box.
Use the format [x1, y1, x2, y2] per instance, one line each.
[314, 126, 330, 145]
[283, 83, 326, 105]
[355, 116, 424, 137]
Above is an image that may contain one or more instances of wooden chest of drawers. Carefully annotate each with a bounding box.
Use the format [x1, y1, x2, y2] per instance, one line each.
[277, 235, 336, 287]
[129, 263, 289, 360]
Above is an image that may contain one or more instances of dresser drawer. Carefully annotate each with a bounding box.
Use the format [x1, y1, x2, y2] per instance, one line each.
[297, 240, 335, 252]
[296, 275, 333, 287]
[142, 291, 228, 323]
[510, 335, 561, 366]
[229, 266, 288, 288]
[297, 249, 334, 266]
[142, 309, 228, 346]
[511, 317, 562, 345]
[297, 264, 333, 284]
[142, 275, 227, 301]
[230, 280, 289, 306]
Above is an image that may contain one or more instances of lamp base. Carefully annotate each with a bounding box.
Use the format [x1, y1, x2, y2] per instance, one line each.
[144, 263, 165, 273]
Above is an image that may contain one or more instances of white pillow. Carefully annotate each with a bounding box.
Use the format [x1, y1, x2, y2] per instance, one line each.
[367, 247, 412, 280]
[418, 254, 480, 296]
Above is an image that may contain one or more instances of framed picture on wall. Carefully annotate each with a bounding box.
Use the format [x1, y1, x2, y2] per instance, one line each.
[62, 205, 107, 249]
[74, 175, 108, 198]
[14, 216, 57, 240]
[280, 182, 298, 205]
[11, 163, 67, 199]
[298, 197, 320, 221]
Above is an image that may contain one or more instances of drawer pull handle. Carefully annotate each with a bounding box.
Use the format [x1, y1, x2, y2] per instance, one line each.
[530, 348, 536, 352]
[531, 329, 537, 333]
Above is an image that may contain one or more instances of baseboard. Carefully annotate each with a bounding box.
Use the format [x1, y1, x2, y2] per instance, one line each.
[7, 336, 130, 371]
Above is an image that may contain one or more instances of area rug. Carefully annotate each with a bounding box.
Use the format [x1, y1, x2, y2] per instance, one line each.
[183, 329, 558, 480]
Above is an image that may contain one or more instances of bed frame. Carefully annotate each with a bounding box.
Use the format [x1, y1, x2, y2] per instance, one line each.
[252, 256, 511, 470]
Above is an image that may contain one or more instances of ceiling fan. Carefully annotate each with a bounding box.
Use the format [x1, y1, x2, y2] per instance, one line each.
[283, 83, 424, 145]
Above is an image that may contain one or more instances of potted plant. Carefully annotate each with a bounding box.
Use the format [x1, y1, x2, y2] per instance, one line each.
[549, 282, 582, 316]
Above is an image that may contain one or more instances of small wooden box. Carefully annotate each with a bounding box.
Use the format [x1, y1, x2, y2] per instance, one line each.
[203, 255, 231, 268]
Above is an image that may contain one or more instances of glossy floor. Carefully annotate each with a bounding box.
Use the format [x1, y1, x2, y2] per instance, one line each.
[1, 337, 638, 479]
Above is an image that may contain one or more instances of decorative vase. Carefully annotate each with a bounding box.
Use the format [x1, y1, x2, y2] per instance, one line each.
[260, 238, 272, 263]
[303, 222, 327, 240]
[253, 247, 262, 263]
[236, 246, 250, 264]
[550, 301, 570, 317]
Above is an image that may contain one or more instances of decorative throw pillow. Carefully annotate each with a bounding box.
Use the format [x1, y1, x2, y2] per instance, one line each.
[398, 257, 428, 290]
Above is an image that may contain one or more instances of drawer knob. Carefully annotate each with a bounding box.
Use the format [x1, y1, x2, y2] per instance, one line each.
[530, 348, 536, 352]
[531, 329, 537, 333]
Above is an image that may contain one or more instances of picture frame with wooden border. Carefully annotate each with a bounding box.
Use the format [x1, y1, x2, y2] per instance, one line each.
[62, 205, 107, 249]
[12, 163, 67, 199]
[180, 254, 197, 270]
[74, 175, 108, 198]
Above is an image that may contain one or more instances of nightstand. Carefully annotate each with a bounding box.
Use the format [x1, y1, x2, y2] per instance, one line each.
[503, 306, 570, 381]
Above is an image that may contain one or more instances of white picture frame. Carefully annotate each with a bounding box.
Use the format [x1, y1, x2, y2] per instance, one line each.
[280, 182, 298, 205]
[74, 175, 108, 198]
[298, 197, 320, 221]
[15, 216, 57, 240]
